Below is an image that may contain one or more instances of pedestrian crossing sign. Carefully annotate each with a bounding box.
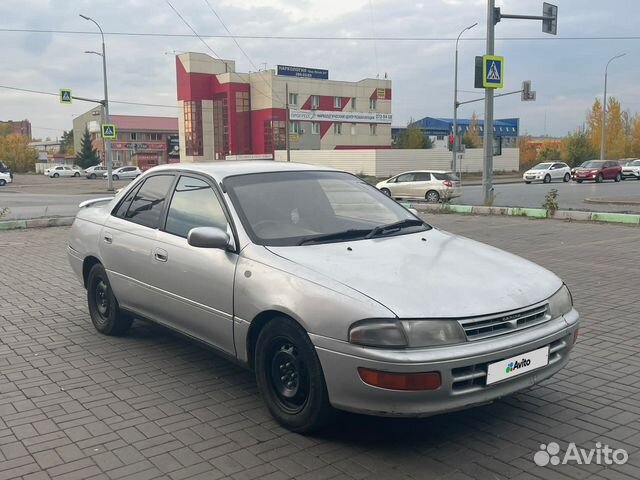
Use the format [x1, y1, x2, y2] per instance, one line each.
[101, 124, 117, 139]
[60, 89, 72, 104]
[483, 55, 504, 88]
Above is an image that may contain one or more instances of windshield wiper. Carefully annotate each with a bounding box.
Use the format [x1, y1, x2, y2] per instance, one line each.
[365, 218, 424, 239]
[297, 228, 373, 245]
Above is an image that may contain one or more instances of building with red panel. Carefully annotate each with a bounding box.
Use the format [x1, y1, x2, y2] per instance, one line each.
[176, 53, 392, 161]
[0, 119, 32, 139]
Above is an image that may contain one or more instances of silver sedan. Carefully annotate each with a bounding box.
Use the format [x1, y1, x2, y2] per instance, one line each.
[67, 162, 579, 432]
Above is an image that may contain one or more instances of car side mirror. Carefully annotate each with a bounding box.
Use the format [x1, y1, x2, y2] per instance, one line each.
[187, 226, 230, 250]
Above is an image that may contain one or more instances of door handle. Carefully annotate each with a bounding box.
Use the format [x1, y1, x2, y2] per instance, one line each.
[153, 248, 168, 262]
[103, 233, 112, 244]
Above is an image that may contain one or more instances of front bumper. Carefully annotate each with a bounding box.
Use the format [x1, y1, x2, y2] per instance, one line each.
[621, 171, 640, 178]
[312, 308, 579, 417]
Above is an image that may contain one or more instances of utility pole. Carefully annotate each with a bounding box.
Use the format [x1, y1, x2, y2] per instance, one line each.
[285, 82, 291, 162]
[601, 53, 626, 161]
[482, 0, 495, 206]
[453, 23, 478, 175]
[80, 14, 113, 192]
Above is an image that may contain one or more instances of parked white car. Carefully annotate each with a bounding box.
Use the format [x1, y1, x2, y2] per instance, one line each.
[85, 165, 108, 179]
[621, 159, 640, 180]
[0, 171, 12, 186]
[523, 162, 571, 184]
[375, 170, 462, 203]
[103, 166, 141, 181]
[45, 165, 82, 178]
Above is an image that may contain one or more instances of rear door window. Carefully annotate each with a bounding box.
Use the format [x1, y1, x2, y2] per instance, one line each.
[122, 174, 175, 229]
[413, 172, 431, 182]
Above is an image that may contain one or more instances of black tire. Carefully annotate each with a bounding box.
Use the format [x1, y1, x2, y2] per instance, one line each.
[380, 188, 391, 196]
[563, 173, 570, 182]
[74, 172, 80, 177]
[255, 317, 334, 433]
[614, 173, 621, 182]
[425, 190, 440, 203]
[90, 173, 97, 179]
[525, 181, 531, 184]
[53, 173, 59, 178]
[596, 174, 603, 183]
[577, 180, 583, 184]
[112, 174, 119, 181]
[621, 177, 626, 181]
[0, 179, 6, 186]
[543, 174, 551, 184]
[87, 263, 133, 336]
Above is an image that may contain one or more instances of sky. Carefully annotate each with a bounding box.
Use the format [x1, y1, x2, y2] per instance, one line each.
[1, 0, 640, 141]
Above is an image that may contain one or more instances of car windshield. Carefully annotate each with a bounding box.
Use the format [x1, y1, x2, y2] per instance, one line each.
[629, 160, 640, 166]
[531, 163, 552, 170]
[224, 171, 430, 246]
[582, 161, 604, 168]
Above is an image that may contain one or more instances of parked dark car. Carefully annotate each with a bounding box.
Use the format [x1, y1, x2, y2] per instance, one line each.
[574, 160, 622, 183]
[0, 161, 13, 179]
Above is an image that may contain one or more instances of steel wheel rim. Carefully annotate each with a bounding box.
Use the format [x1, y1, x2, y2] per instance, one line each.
[267, 338, 309, 414]
[94, 279, 111, 325]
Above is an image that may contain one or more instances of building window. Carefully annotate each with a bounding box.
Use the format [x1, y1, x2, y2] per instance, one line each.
[213, 95, 229, 158]
[311, 95, 320, 109]
[369, 98, 377, 110]
[351, 97, 356, 109]
[288, 92, 298, 106]
[369, 124, 377, 136]
[289, 121, 301, 134]
[436, 135, 444, 141]
[129, 132, 138, 141]
[184, 100, 203, 156]
[311, 122, 320, 135]
[334, 123, 342, 135]
[334, 96, 342, 108]
[148, 133, 161, 141]
[351, 124, 357, 135]
[236, 91, 250, 112]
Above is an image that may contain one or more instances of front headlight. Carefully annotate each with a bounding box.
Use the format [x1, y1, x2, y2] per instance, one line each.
[349, 319, 467, 348]
[548, 285, 573, 318]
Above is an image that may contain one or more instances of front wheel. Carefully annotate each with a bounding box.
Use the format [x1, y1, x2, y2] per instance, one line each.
[53, 173, 59, 178]
[543, 174, 551, 184]
[0, 179, 6, 186]
[563, 173, 570, 182]
[615, 173, 621, 182]
[87, 264, 133, 336]
[255, 317, 334, 433]
[112, 174, 119, 181]
[90, 173, 97, 179]
[576, 180, 583, 184]
[425, 190, 440, 203]
[525, 181, 532, 184]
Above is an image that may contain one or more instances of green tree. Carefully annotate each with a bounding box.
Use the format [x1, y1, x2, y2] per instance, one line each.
[59, 130, 75, 155]
[394, 120, 432, 149]
[75, 128, 99, 169]
[562, 129, 597, 167]
[0, 134, 37, 172]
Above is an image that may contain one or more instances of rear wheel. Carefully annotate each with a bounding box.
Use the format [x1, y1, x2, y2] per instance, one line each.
[614, 173, 621, 182]
[425, 190, 440, 203]
[596, 174, 603, 183]
[74, 172, 80, 177]
[563, 173, 570, 182]
[87, 264, 133, 336]
[543, 174, 551, 184]
[380, 188, 391, 196]
[255, 317, 334, 433]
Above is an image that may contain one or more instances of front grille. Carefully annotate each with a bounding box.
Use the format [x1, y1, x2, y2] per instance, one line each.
[451, 336, 569, 394]
[458, 303, 550, 341]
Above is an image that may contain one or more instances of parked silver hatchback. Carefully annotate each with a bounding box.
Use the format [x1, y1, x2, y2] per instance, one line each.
[68, 162, 579, 432]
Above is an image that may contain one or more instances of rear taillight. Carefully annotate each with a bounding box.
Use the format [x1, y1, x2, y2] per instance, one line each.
[443, 180, 453, 187]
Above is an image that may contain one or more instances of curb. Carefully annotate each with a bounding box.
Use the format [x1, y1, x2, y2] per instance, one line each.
[411, 203, 640, 225]
[584, 197, 640, 206]
[0, 217, 74, 231]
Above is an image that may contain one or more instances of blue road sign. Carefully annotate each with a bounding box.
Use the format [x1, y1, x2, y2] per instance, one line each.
[483, 55, 504, 88]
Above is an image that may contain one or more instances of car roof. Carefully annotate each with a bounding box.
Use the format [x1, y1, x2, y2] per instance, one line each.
[147, 161, 337, 181]
[394, 170, 452, 175]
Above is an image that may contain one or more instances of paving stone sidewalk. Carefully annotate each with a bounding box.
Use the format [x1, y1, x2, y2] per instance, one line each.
[0, 216, 639, 480]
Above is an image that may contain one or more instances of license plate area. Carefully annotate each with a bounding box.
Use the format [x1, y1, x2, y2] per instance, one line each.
[486, 346, 549, 385]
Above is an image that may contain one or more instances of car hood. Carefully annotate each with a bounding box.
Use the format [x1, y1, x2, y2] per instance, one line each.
[524, 170, 546, 175]
[266, 229, 562, 318]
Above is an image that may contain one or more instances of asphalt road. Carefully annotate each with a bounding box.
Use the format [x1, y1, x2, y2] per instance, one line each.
[2, 174, 640, 220]
[455, 178, 640, 213]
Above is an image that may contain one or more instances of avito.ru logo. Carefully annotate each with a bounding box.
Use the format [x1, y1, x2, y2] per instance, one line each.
[505, 357, 531, 373]
[534, 442, 628, 467]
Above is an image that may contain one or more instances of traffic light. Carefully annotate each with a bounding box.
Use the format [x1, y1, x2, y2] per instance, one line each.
[448, 135, 454, 151]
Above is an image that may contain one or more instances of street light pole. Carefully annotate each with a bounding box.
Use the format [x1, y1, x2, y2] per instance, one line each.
[600, 53, 626, 161]
[482, 0, 496, 205]
[452, 22, 478, 175]
[80, 14, 113, 192]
